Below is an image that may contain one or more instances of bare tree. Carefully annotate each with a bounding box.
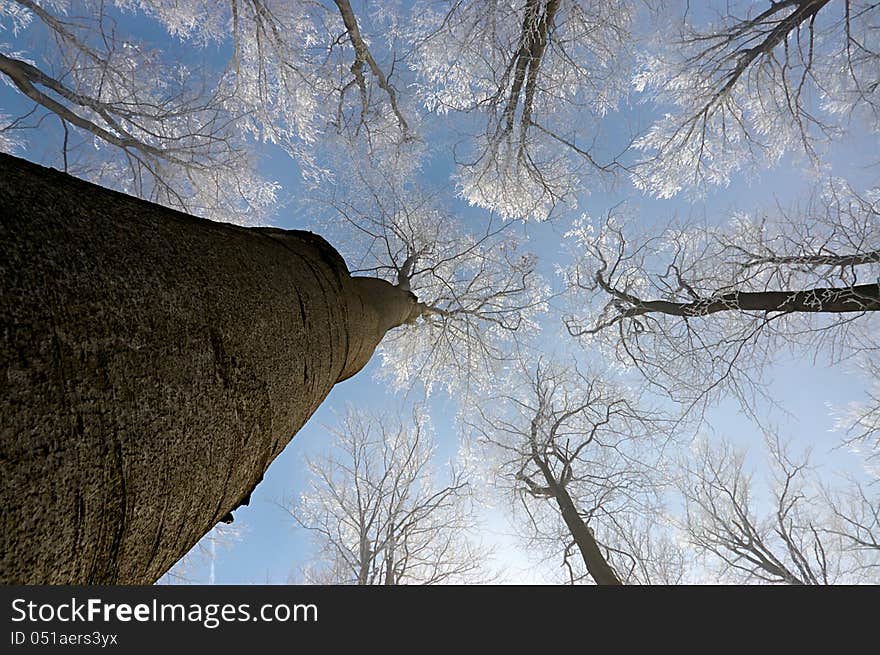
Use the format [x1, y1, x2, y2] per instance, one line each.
[409, 0, 635, 219]
[820, 472, 880, 565]
[564, 183, 880, 419]
[470, 353, 877, 585]
[677, 434, 880, 584]
[470, 356, 681, 585]
[286, 405, 493, 585]
[633, 0, 880, 197]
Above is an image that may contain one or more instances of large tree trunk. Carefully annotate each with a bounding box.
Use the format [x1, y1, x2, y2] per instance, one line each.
[0, 153, 419, 584]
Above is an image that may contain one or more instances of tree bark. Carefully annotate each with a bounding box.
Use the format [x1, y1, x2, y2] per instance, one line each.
[619, 284, 880, 319]
[551, 485, 622, 586]
[539, 468, 623, 586]
[0, 153, 419, 584]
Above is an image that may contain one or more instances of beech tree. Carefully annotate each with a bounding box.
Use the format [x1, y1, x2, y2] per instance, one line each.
[286, 405, 491, 584]
[0, 2, 547, 585]
[313, 156, 549, 394]
[0, 145, 544, 582]
[2, 0, 877, 586]
[470, 357, 681, 585]
[0, 153, 428, 583]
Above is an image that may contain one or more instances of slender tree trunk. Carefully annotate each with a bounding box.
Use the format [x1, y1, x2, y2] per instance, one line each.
[533, 459, 622, 585]
[551, 484, 622, 586]
[0, 153, 419, 584]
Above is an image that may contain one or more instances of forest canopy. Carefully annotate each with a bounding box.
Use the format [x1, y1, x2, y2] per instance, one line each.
[1, 0, 877, 584]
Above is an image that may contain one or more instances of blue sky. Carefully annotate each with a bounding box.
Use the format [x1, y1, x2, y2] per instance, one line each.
[2, 0, 877, 584]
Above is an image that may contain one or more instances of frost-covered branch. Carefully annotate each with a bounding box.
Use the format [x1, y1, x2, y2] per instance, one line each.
[317, 160, 550, 395]
[633, 0, 880, 197]
[565, 183, 880, 415]
[0, 0, 418, 219]
[410, 0, 634, 219]
[0, 0, 277, 222]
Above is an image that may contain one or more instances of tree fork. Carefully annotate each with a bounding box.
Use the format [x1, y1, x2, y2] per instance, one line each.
[0, 153, 419, 584]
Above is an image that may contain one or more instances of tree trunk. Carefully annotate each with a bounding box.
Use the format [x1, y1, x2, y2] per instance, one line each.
[533, 459, 622, 585]
[0, 153, 419, 584]
[551, 481, 623, 586]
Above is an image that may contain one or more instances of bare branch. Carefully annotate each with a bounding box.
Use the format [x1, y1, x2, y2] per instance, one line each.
[286, 405, 494, 584]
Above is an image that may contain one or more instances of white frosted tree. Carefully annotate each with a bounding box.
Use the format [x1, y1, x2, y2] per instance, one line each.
[312, 153, 550, 396]
[564, 183, 880, 422]
[0, 0, 280, 222]
[409, 0, 635, 219]
[286, 405, 493, 585]
[0, 0, 416, 220]
[7, 1, 878, 217]
[632, 0, 880, 197]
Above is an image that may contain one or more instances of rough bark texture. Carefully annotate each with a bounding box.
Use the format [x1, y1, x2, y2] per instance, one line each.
[0, 153, 418, 584]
